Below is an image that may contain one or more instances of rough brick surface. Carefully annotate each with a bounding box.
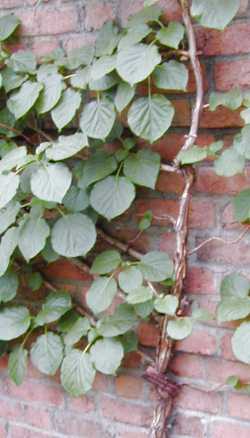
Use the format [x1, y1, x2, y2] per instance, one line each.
[1, 0, 250, 437]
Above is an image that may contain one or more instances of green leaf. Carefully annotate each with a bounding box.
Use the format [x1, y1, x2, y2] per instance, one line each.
[46, 133, 88, 161]
[116, 43, 161, 85]
[167, 317, 193, 340]
[118, 24, 151, 50]
[128, 95, 174, 143]
[233, 189, 250, 222]
[0, 14, 20, 41]
[134, 299, 154, 318]
[127, 5, 162, 27]
[126, 286, 153, 304]
[0, 227, 19, 277]
[120, 331, 138, 353]
[63, 317, 90, 346]
[124, 149, 160, 189]
[8, 50, 36, 74]
[214, 149, 245, 177]
[36, 72, 63, 114]
[70, 66, 90, 90]
[208, 141, 223, 155]
[66, 46, 95, 69]
[154, 295, 178, 315]
[0, 201, 20, 234]
[0, 173, 20, 209]
[91, 250, 121, 275]
[95, 22, 120, 57]
[7, 81, 43, 120]
[89, 73, 118, 91]
[241, 108, 250, 124]
[51, 213, 96, 257]
[35, 291, 72, 326]
[220, 273, 250, 298]
[8, 345, 28, 385]
[209, 88, 242, 111]
[27, 272, 43, 291]
[217, 297, 250, 323]
[31, 162, 72, 203]
[90, 176, 135, 220]
[178, 146, 208, 165]
[232, 321, 250, 364]
[97, 304, 138, 337]
[91, 55, 117, 81]
[157, 22, 185, 49]
[1, 67, 27, 93]
[114, 82, 135, 112]
[233, 125, 250, 159]
[139, 210, 153, 231]
[63, 186, 89, 212]
[0, 146, 27, 173]
[153, 61, 188, 91]
[139, 251, 174, 281]
[78, 152, 117, 188]
[0, 306, 30, 341]
[191, 307, 214, 322]
[90, 338, 123, 374]
[80, 98, 116, 140]
[31, 332, 63, 375]
[191, 0, 240, 30]
[0, 271, 18, 303]
[86, 277, 117, 314]
[118, 266, 143, 293]
[51, 88, 81, 131]
[41, 240, 59, 263]
[226, 375, 240, 388]
[18, 216, 49, 261]
[61, 350, 95, 396]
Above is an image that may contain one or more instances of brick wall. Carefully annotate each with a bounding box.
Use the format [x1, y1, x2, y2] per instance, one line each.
[1, 0, 250, 437]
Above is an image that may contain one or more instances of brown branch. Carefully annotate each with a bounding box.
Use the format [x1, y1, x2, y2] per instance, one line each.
[97, 227, 143, 260]
[0, 122, 35, 146]
[189, 227, 250, 255]
[27, 124, 53, 142]
[160, 163, 181, 174]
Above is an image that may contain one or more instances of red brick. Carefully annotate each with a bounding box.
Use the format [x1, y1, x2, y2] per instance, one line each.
[63, 33, 96, 52]
[185, 266, 217, 294]
[215, 59, 250, 91]
[220, 332, 236, 361]
[85, 0, 115, 31]
[0, 422, 7, 438]
[175, 385, 222, 414]
[54, 412, 102, 437]
[31, 37, 59, 58]
[93, 372, 112, 391]
[221, 202, 242, 229]
[171, 413, 204, 438]
[43, 259, 92, 282]
[197, 236, 250, 266]
[159, 231, 177, 257]
[157, 171, 185, 194]
[195, 167, 250, 195]
[170, 353, 205, 379]
[118, 431, 148, 438]
[176, 330, 217, 356]
[228, 393, 250, 420]
[8, 426, 49, 438]
[4, 379, 64, 406]
[210, 421, 250, 438]
[123, 351, 143, 369]
[100, 394, 152, 426]
[67, 395, 95, 413]
[0, 397, 52, 430]
[0, 0, 24, 6]
[200, 106, 243, 128]
[172, 99, 191, 127]
[137, 322, 159, 347]
[115, 375, 144, 399]
[205, 357, 250, 383]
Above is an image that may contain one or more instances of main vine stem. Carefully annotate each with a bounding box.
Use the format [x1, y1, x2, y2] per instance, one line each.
[147, 2, 204, 436]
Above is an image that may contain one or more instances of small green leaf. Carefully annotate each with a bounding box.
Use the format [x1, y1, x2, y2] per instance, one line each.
[120, 331, 138, 353]
[118, 24, 151, 50]
[0, 146, 27, 173]
[0, 201, 20, 234]
[114, 82, 135, 112]
[8, 50, 36, 74]
[31, 162, 72, 203]
[65, 46, 95, 69]
[41, 240, 59, 263]
[154, 295, 178, 315]
[124, 149, 160, 189]
[178, 146, 208, 165]
[209, 88, 242, 111]
[35, 292, 72, 326]
[78, 152, 117, 188]
[0, 227, 19, 277]
[0, 270, 18, 303]
[128, 5, 162, 27]
[214, 149, 245, 177]
[8, 345, 28, 385]
[51, 88, 81, 131]
[191, 307, 214, 322]
[90, 338, 124, 375]
[90, 176, 135, 220]
[139, 251, 174, 282]
[63, 317, 90, 346]
[217, 297, 250, 323]
[221, 273, 250, 298]
[0, 173, 20, 209]
[7, 81, 43, 120]
[226, 375, 240, 388]
[86, 277, 117, 314]
[157, 22, 185, 49]
[80, 98, 116, 140]
[91, 250, 121, 275]
[126, 286, 153, 304]
[1, 67, 27, 93]
[0, 14, 20, 41]
[46, 133, 88, 161]
[36, 71, 63, 114]
[95, 22, 120, 57]
[0, 306, 30, 341]
[232, 321, 250, 364]
[118, 266, 143, 293]
[61, 350, 96, 396]
[31, 332, 63, 375]
[18, 216, 49, 261]
[97, 304, 138, 337]
[134, 299, 154, 318]
[167, 317, 193, 340]
[233, 125, 250, 159]
[27, 272, 43, 291]
[191, 0, 240, 30]
[139, 210, 153, 231]
[63, 186, 89, 212]
[233, 189, 250, 222]
[153, 61, 188, 91]
[51, 213, 96, 257]
[241, 108, 250, 124]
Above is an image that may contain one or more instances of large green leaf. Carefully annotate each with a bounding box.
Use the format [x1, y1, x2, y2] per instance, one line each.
[178, 146, 208, 165]
[0, 227, 19, 277]
[153, 61, 188, 91]
[80, 98, 116, 140]
[91, 55, 117, 81]
[46, 133, 88, 161]
[127, 5, 162, 27]
[1, 67, 27, 93]
[91, 250, 121, 275]
[0, 306, 30, 341]
[35, 291, 72, 326]
[0, 270, 18, 303]
[233, 189, 250, 222]
[90, 176, 135, 220]
[139, 251, 174, 281]
[118, 266, 143, 293]
[0, 146, 27, 173]
[63, 186, 89, 212]
[0, 173, 19, 209]
[70, 66, 90, 90]
[90, 338, 123, 374]
[0, 14, 20, 41]
[220, 273, 250, 298]
[51, 88, 81, 131]
[126, 286, 153, 304]
[209, 89, 242, 111]
[8, 345, 28, 385]
[63, 317, 90, 346]
[157, 22, 185, 49]
[217, 297, 250, 323]
[118, 24, 151, 50]
[167, 317, 193, 340]
[232, 322, 250, 364]
[61, 350, 96, 396]
[233, 125, 250, 160]
[95, 22, 120, 57]
[154, 295, 178, 315]
[30, 332, 64, 375]
[89, 73, 118, 91]
[128, 95, 174, 143]
[124, 149, 160, 189]
[97, 304, 137, 337]
[78, 152, 117, 188]
[86, 277, 117, 314]
[31, 162, 72, 203]
[18, 216, 49, 261]
[114, 82, 135, 112]
[191, 0, 240, 30]
[7, 81, 43, 120]
[116, 43, 161, 85]
[214, 149, 245, 177]
[51, 213, 96, 257]
[65, 46, 95, 69]
[36, 71, 63, 114]
[8, 50, 36, 74]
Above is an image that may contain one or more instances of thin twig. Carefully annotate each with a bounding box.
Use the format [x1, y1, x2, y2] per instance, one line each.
[27, 124, 53, 142]
[0, 122, 35, 146]
[189, 227, 250, 255]
[160, 163, 181, 174]
[97, 227, 143, 260]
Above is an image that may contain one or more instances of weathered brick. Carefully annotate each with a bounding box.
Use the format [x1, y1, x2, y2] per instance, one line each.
[195, 167, 250, 195]
[43, 259, 92, 281]
[175, 385, 222, 414]
[8, 425, 50, 438]
[171, 413, 204, 438]
[205, 357, 250, 383]
[176, 330, 217, 356]
[0, 397, 52, 430]
[137, 322, 159, 347]
[197, 236, 250, 266]
[85, 0, 115, 30]
[210, 421, 250, 438]
[115, 375, 144, 399]
[3, 379, 64, 406]
[228, 393, 250, 420]
[100, 394, 152, 426]
[220, 332, 236, 361]
[185, 266, 217, 294]
[215, 59, 250, 91]
[200, 106, 243, 128]
[170, 353, 205, 379]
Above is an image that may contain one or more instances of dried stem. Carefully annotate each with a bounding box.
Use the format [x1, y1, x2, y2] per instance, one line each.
[97, 227, 143, 260]
[0, 122, 35, 146]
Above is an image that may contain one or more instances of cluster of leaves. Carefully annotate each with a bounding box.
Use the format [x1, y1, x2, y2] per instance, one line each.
[0, 0, 243, 397]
